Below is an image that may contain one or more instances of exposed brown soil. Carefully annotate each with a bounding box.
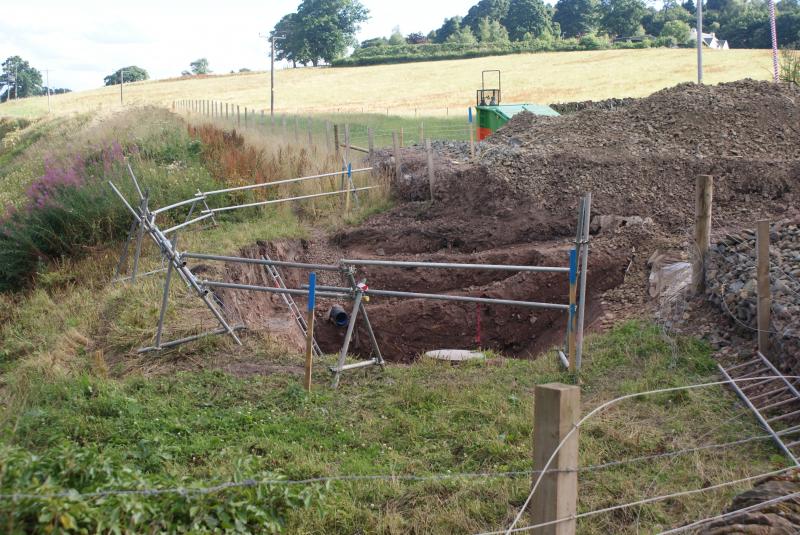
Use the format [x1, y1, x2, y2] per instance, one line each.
[212, 79, 800, 364]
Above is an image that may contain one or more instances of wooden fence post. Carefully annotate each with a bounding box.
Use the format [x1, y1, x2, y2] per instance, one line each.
[333, 124, 341, 158]
[344, 124, 351, 165]
[237, 105, 241, 127]
[419, 122, 424, 145]
[244, 107, 248, 127]
[691, 175, 713, 295]
[426, 139, 435, 202]
[400, 127, 404, 148]
[531, 383, 579, 535]
[757, 219, 772, 355]
[368, 128, 375, 159]
[392, 132, 402, 178]
[325, 121, 332, 153]
[469, 123, 475, 159]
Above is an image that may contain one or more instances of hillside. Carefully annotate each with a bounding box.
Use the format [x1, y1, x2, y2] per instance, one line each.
[0, 48, 772, 119]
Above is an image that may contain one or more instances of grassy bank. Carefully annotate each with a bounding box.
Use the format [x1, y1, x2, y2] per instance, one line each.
[0, 319, 785, 533]
[0, 49, 772, 119]
[0, 105, 785, 534]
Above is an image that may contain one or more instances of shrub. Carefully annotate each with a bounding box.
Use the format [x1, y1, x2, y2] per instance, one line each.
[0, 132, 216, 292]
[0, 442, 322, 533]
[780, 47, 800, 86]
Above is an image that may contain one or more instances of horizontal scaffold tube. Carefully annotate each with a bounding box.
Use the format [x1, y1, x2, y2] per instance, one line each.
[304, 284, 570, 310]
[163, 212, 214, 234]
[151, 196, 207, 215]
[201, 280, 348, 299]
[182, 252, 342, 272]
[341, 258, 570, 273]
[200, 167, 373, 196]
[202, 186, 379, 214]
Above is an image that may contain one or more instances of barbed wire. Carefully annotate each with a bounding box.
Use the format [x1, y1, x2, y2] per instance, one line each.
[4, 377, 795, 505]
[658, 488, 800, 534]
[476, 466, 796, 535]
[0, 432, 774, 502]
[501, 375, 800, 535]
[711, 215, 800, 300]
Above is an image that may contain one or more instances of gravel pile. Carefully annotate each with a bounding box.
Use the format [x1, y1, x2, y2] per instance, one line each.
[549, 97, 635, 115]
[475, 79, 800, 229]
[706, 216, 800, 369]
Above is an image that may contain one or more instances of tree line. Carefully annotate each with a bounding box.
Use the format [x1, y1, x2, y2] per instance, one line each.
[365, 0, 800, 49]
[270, 0, 800, 69]
[0, 57, 71, 103]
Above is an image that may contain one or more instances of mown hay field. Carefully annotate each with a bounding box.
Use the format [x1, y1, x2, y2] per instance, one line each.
[0, 48, 773, 119]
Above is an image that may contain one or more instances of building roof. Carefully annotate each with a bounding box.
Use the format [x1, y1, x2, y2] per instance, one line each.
[476, 104, 560, 119]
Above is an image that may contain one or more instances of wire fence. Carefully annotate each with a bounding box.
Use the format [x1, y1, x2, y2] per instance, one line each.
[6, 375, 800, 535]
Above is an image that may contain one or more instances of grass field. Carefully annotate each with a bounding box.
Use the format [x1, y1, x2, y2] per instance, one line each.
[0, 97, 787, 533]
[0, 48, 773, 119]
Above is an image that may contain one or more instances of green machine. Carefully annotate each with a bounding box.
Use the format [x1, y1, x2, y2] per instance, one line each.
[474, 70, 560, 140]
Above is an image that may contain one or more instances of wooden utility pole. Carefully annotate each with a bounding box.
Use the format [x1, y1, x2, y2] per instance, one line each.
[270, 34, 285, 118]
[692, 175, 713, 295]
[46, 69, 51, 114]
[531, 383, 580, 535]
[757, 219, 772, 355]
[696, 0, 704, 83]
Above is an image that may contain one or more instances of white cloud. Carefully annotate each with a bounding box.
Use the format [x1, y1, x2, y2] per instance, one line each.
[2, 0, 474, 91]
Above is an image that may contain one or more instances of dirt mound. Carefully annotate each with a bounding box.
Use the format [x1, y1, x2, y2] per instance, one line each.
[480, 79, 799, 228]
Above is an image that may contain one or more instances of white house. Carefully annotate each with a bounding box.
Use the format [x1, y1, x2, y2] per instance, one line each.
[689, 29, 730, 49]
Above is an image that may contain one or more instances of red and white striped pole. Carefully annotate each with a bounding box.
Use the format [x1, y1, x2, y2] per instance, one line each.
[769, 0, 779, 82]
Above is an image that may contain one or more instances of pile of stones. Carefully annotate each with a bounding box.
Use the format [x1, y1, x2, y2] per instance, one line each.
[706, 219, 800, 369]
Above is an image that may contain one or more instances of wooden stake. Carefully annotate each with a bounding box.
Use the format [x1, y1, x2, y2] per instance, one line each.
[426, 138, 435, 202]
[344, 124, 351, 165]
[469, 124, 475, 159]
[305, 273, 317, 391]
[692, 175, 713, 295]
[531, 383, 579, 535]
[333, 124, 341, 158]
[419, 122, 424, 145]
[392, 132, 402, 178]
[237, 105, 241, 127]
[757, 219, 771, 355]
[325, 121, 332, 153]
[400, 127, 404, 147]
[244, 107, 248, 127]
[368, 127, 375, 158]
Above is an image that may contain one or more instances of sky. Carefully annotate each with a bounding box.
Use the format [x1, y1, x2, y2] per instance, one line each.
[1, 0, 476, 91]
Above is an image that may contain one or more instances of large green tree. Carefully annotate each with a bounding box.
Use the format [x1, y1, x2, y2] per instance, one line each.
[274, 0, 369, 66]
[463, 0, 511, 31]
[190, 58, 210, 75]
[600, 0, 647, 36]
[502, 0, 555, 40]
[433, 16, 465, 43]
[103, 66, 149, 86]
[1, 56, 42, 102]
[553, 0, 600, 37]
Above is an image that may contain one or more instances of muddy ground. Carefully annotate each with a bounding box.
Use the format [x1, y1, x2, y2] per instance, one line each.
[210, 80, 799, 364]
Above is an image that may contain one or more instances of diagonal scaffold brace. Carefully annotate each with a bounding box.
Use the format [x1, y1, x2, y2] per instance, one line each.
[330, 266, 385, 389]
[107, 180, 243, 353]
